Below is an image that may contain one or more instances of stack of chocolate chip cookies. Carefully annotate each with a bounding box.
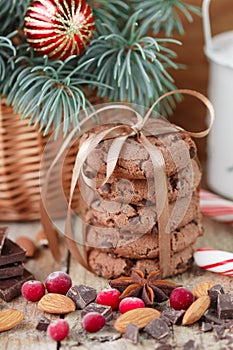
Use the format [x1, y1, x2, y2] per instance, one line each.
[80, 123, 203, 279]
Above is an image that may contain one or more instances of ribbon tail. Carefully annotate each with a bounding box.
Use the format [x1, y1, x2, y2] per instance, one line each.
[40, 125, 81, 261]
[139, 133, 171, 277]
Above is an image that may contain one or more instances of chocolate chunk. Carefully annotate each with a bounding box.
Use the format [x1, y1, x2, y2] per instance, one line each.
[0, 239, 26, 267]
[204, 309, 224, 325]
[218, 294, 233, 319]
[201, 322, 213, 332]
[81, 302, 112, 321]
[0, 227, 7, 254]
[36, 315, 51, 331]
[183, 339, 196, 350]
[0, 268, 34, 302]
[208, 284, 225, 308]
[144, 318, 170, 340]
[0, 262, 24, 280]
[124, 323, 138, 344]
[162, 308, 185, 325]
[155, 346, 172, 350]
[66, 284, 97, 309]
[213, 325, 226, 339]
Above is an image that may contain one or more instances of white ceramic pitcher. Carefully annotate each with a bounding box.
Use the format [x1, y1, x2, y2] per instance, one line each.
[203, 0, 233, 200]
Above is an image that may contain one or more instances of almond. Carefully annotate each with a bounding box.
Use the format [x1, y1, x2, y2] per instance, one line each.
[114, 307, 161, 333]
[15, 236, 36, 257]
[0, 309, 24, 332]
[192, 281, 216, 298]
[35, 229, 48, 246]
[38, 293, 75, 314]
[182, 295, 211, 325]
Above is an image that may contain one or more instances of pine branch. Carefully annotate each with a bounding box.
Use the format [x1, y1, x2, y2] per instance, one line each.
[131, 0, 200, 36]
[80, 11, 181, 113]
[0, 36, 16, 81]
[87, 0, 129, 34]
[4, 47, 109, 136]
[0, 0, 31, 35]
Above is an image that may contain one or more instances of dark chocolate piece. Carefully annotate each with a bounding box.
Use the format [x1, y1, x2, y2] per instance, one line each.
[0, 227, 7, 254]
[218, 294, 233, 319]
[208, 284, 224, 308]
[155, 346, 172, 350]
[204, 309, 224, 325]
[183, 339, 196, 350]
[0, 268, 34, 302]
[213, 325, 226, 339]
[81, 302, 113, 321]
[0, 238, 26, 267]
[162, 308, 185, 325]
[144, 318, 170, 340]
[0, 262, 24, 280]
[201, 322, 213, 332]
[66, 284, 97, 309]
[124, 323, 138, 344]
[36, 315, 51, 331]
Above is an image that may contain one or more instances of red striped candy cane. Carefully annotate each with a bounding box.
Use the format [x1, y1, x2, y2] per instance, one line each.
[200, 189, 233, 224]
[194, 248, 233, 276]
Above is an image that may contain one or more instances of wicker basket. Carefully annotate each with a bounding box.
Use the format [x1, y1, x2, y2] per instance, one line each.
[0, 100, 81, 221]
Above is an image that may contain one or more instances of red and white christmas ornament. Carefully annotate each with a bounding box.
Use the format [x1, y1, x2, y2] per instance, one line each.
[24, 0, 95, 60]
[194, 248, 233, 277]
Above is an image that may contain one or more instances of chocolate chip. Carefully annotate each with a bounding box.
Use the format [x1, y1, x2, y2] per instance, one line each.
[161, 308, 185, 325]
[213, 325, 226, 339]
[155, 345, 173, 350]
[100, 183, 111, 193]
[36, 315, 50, 331]
[183, 339, 196, 350]
[204, 309, 224, 325]
[81, 302, 113, 321]
[66, 285, 97, 309]
[217, 294, 233, 319]
[208, 284, 225, 308]
[124, 323, 139, 344]
[189, 146, 196, 159]
[201, 322, 213, 332]
[144, 318, 170, 340]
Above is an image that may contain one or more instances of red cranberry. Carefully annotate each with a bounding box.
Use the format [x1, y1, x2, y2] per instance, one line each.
[170, 287, 195, 310]
[21, 280, 45, 302]
[45, 271, 72, 295]
[96, 288, 121, 310]
[82, 312, 105, 333]
[47, 319, 69, 341]
[119, 297, 145, 314]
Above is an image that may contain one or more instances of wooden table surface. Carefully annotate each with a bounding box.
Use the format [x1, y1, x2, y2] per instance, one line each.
[1, 216, 233, 350]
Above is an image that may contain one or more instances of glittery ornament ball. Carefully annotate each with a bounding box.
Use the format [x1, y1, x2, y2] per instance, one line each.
[24, 0, 95, 60]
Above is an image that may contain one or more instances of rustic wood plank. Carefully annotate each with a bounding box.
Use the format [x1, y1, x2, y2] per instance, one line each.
[0, 222, 68, 350]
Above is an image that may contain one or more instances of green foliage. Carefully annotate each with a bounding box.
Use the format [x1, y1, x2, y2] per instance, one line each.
[0, 0, 200, 134]
[4, 49, 108, 136]
[0, 36, 16, 81]
[87, 0, 129, 34]
[0, 0, 31, 35]
[131, 0, 200, 35]
[81, 11, 181, 114]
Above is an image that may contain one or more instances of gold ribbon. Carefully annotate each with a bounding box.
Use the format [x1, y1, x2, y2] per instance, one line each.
[40, 89, 214, 277]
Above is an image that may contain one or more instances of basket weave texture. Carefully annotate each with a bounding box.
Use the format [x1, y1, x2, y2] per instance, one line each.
[0, 101, 77, 221]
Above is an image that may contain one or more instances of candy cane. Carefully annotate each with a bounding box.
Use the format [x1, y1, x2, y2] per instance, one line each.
[200, 189, 233, 224]
[194, 248, 233, 276]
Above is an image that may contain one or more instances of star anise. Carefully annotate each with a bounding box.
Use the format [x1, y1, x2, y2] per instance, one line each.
[109, 269, 181, 307]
